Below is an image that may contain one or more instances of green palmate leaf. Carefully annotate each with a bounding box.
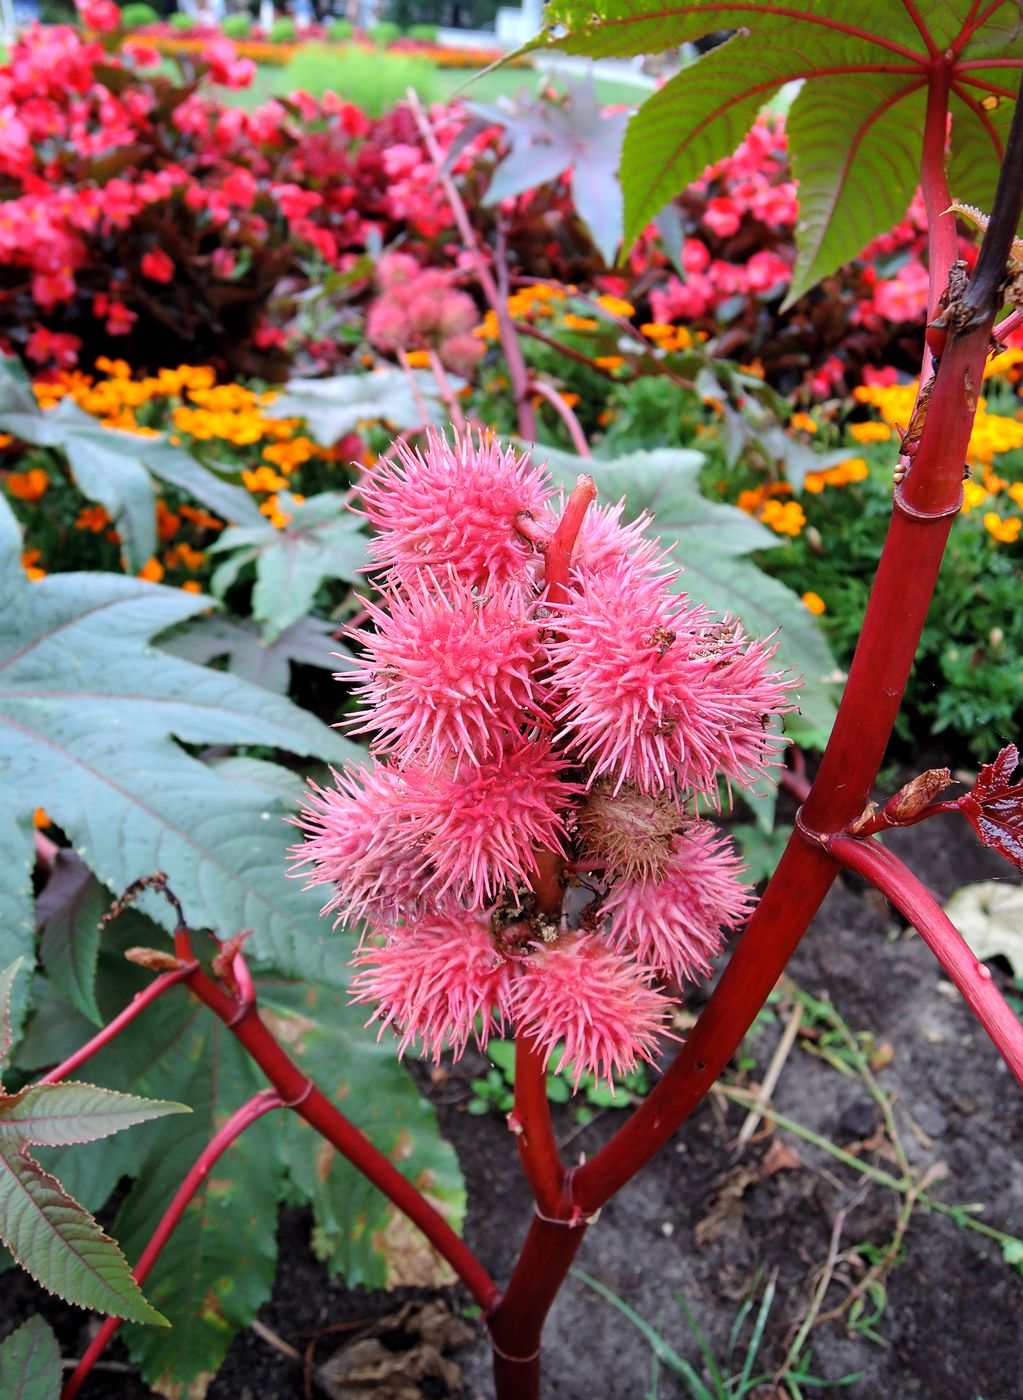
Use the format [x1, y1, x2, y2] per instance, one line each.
[0, 807, 38, 1035]
[539, 445, 839, 744]
[0, 1140, 167, 1325]
[525, 0, 1023, 287]
[209, 491, 367, 642]
[0, 960, 24, 1075]
[161, 614, 340, 694]
[0, 1083, 187, 1148]
[0, 1316, 62, 1400]
[263, 366, 459, 443]
[0, 496, 359, 982]
[36, 853, 106, 1026]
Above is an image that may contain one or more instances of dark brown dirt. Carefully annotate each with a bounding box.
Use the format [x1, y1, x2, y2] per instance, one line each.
[4, 815, 1022, 1400]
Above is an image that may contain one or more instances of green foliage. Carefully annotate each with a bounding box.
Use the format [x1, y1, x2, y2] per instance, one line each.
[120, 1, 158, 24]
[0, 496, 359, 983]
[279, 43, 439, 114]
[0, 961, 187, 1327]
[0, 1316, 61, 1400]
[523, 1, 1019, 294]
[327, 17, 353, 39]
[267, 367, 454, 441]
[13, 921, 465, 1389]
[169, 10, 195, 28]
[538, 444, 840, 747]
[407, 22, 438, 40]
[369, 20, 401, 44]
[269, 15, 297, 41]
[221, 11, 252, 37]
[209, 490, 367, 642]
[467, 1037, 649, 1123]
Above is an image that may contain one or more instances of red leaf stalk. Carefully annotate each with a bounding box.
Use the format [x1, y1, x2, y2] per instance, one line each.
[829, 835, 1023, 1085]
[61, 1090, 285, 1400]
[527, 378, 592, 456]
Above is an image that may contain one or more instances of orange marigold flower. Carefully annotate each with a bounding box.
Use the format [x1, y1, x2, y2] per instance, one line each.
[596, 294, 635, 317]
[848, 421, 891, 444]
[0, 433, 13, 448]
[21, 548, 45, 581]
[260, 494, 293, 529]
[562, 314, 599, 332]
[759, 499, 805, 536]
[179, 503, 223, 532]
[961, 480, 989, 513]
[789, 412, 817, 434]
[1009, 483, 1023, 510]
[157, 499, 181, 541]
[595, 355, 626, 371]
[165, 541, 205, 572]
[243, 466, 289, 494]
[33, 807, 51, 829]
[263, 437, 315, 471]
[802, 591, 826, 615]
[182, 580, 203, 594]
[403, 349, 432, 369]
[75, 504, 112, 532]
[138, 557, 165, 582]
[5, 467, 49, 502]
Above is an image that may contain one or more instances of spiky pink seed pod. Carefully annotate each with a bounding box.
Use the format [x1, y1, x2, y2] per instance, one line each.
[359, 429, 554, 586]
[603, 823, 754, 985]
[547, 561, 787, 796]
[343, 572, 543, 769]
[575, 779, 687, 883]
[350, 914, 512, 1061]
[289, 763, 426, 926]
[511, 936, 672, 1089]
[402, 738, 579, 907]
[554, 496, 672, 581]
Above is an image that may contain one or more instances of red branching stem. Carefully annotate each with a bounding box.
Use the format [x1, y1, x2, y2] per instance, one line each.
[544, 473, 597, 608]
[61, 1091, 285, 1400]
[38, 966, 196, 1085]
[901, 0, 939, 55]
[511, 1032, 567, 1216]
[404, 88, 537, 440]
[920, 62, 957, 324]
[527, 378, 592, 457]
[179, 962, 501, 1313]
[994, 306, 1023, 341]
[427, 349, 468, 434]
[829, 836, 1023, 1086]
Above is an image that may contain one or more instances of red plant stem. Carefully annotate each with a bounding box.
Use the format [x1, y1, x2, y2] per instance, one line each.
[38, 966, 197, 1085]
[527, 378, 592, 456]
[34, 830, 58, 870]
[486, 70, 1023, 1394]
[829, 836, 1023, 1085]
[545, 474, 597, 607]
[396, 348, 432, 426]
[61, 1091, 285, 1400]
[427, 349, 467, 434]
[994, 306, 1023, 340]
[404, 88, 537, 440]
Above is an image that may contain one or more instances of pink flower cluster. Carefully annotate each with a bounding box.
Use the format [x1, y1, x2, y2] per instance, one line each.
[366, 252, 484, 376]
[293, 431, 789, 1087]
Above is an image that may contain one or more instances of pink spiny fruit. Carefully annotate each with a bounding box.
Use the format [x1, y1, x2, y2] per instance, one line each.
[511, 936, 672, 1088]
[359, 429, 554, 586]
[402, 737, 579, 907]
[546, 561, 787, 797]
[343, 571, 543, 769]
[554, 496, 671, 581]
[602, 822, 754, 985]
[574, 779, 686, 883]
[290, 762, 428, 926]
[350, 914, 512, 1061]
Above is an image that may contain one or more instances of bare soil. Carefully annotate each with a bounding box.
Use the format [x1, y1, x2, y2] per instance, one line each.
[4, 814, 1022, 1400]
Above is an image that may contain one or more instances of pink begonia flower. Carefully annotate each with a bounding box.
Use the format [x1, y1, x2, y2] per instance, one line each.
[703, 196, 742, 238]
[344, 572, 543, 769]
[873, 259, 929, 323]
[77, 0, 120, 31]
[25, 326, 81, 367]
[140, 247, 173, 283]
[359, 429, 554, 586]
[200, 37, 255, 90]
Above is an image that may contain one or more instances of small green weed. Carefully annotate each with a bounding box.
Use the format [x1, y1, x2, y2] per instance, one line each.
[467, 1038, 649, 1123]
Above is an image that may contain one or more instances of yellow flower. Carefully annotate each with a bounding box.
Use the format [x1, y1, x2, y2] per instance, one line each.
[982, 347, 1023, 380]
[983, 467, 1008, 493]
[759, 499, 806, 536]
[595, 294, 635, 317]
[789, 412, 817, 434]
[803, 472, 826, 493]
[5, 468, 49, 502]
[639, 322, 675, 341]
[594, 355, 626, 371]
[848, 421, 891, 444]
[263, 437, 315, 471]
[1009, 483, 1023, 510]
[960, 480, 989, 513]
[402, 349, 432, 368]
[802, 591, 826, 615]
[260, 494, 293, 529]
[983, 511, 1021, 543]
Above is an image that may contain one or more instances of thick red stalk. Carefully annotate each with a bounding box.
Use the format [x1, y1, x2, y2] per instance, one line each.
[919, 63, 957, 323]
[829, 836, 1023, 1085]
[61, 1091, 284, 1400]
